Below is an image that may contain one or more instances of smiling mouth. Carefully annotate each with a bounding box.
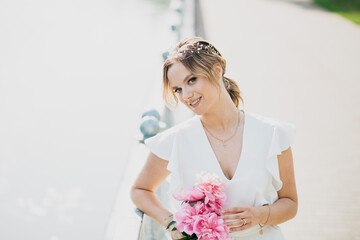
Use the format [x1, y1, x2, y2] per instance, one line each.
[189, 97, 201, 107]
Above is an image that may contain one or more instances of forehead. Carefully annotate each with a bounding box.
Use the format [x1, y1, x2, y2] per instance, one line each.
[167, 61, 192, 87]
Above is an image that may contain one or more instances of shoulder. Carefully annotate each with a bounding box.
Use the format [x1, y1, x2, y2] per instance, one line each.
[247, 111, 296, 156]
[246, 111, 296, 131]
[156, 115, 199, 138]
[143, 115, 199, 160]
[246, 111, 296, 147]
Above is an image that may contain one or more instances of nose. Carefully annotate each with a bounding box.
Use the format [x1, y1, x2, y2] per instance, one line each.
[181, 87, 194, 101]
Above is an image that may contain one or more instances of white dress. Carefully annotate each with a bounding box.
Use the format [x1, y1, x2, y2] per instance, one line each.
[144, 110, 296, 240]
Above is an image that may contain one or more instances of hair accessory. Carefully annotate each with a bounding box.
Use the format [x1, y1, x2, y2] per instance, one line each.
[179, 42, 221, 56]
[259, 204, 270, 235]
[223, 78, 230, 89]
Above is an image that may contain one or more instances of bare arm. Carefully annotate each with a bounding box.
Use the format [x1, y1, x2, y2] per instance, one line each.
[131, 152, 172, 227]
[255, 146, 298, 225]
[224, 146, 298, 231]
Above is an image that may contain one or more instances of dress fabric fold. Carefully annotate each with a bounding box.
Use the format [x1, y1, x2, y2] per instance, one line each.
[144, 110, 296, 240]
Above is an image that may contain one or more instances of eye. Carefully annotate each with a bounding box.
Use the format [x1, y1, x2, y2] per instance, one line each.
[188, 77, 196, 84]
[174, 88, 182, 94]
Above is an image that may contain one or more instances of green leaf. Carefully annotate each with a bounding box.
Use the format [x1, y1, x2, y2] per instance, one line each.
[189, 233, 197, 239]
[166, 220, 176, 230]
[182, 232, 190, 237]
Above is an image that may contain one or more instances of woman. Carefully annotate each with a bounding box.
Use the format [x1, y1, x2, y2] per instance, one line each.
[131, 37, 298, 239]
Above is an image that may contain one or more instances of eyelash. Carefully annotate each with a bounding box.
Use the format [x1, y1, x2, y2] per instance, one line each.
[174, 77, 196, 93]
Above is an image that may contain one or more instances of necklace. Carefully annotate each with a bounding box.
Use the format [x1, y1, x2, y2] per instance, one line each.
[201, 109, 241, 150]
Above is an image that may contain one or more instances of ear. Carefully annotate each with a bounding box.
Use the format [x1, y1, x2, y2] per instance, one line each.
[213, 63, 223, 80]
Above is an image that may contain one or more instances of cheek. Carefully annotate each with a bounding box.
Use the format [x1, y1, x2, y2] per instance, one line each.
[204, 85, 219, 100]
[177, 93, 186, 104]
[179, 98, 186, 105]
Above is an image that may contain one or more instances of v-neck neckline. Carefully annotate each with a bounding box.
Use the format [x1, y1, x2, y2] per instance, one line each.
[197, 109, 247, 181]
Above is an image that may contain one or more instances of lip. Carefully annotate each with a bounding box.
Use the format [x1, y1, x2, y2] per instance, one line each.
[189, 97, 201, 108]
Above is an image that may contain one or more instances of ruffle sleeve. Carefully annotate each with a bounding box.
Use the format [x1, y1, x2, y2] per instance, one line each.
[144, 128, 183, 205]
[266, 121, 296, 191]
[144, 128, 178, 172]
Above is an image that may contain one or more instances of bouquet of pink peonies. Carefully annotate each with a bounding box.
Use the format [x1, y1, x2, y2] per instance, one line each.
[167, 172, 229, 240]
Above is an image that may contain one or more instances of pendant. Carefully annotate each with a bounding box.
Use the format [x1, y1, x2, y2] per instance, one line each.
[259, 229, 263, 235]
[222, 142, 227, 150]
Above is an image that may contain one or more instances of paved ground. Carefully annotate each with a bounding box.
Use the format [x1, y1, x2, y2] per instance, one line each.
[199, 0, 360, 239]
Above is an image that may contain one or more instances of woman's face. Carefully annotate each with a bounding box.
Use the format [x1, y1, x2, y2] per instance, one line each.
[167, 61, 220, 115]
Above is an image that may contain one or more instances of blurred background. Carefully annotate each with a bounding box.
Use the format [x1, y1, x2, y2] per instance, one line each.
[0, 0, 359, 239]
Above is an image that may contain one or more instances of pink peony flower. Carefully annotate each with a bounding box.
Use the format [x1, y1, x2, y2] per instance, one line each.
[194, 213, 229, 240]
[195, 172, 227, 211]
[172, 171, 229, 240]
[196, 172, 226, 192]
[174, 202, 208, 235]
[172, 187, 205, 202]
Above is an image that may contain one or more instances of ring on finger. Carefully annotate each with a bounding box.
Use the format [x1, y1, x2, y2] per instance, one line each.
[242, 218, 247, 225]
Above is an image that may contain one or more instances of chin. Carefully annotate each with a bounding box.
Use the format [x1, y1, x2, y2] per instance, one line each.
[192, 111, 202, 116]
[189, 107, 207, 116]
[183, 100, 208, 115]
[185, 106, 200, 115]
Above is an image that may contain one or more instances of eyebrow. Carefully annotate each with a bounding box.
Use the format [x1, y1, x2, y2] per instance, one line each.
[172, 74, 193, 90]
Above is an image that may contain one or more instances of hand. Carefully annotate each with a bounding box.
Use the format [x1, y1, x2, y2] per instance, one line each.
[165, 216, 185, 240]
[167, 226, 185, 240]
[222, 205, 260, 232]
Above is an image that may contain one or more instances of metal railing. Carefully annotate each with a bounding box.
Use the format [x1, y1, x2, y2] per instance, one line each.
[105, 0, 196, 239]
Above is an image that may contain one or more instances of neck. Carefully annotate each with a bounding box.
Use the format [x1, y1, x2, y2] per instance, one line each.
[200, 90, 240, 133]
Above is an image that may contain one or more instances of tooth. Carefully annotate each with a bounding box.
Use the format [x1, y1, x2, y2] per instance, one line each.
[191, 98, 200, 105]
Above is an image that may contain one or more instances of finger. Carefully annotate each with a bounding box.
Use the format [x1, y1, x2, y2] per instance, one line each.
[228, 221, 253, 232]
[171, 231, 184, 239]
[223, 211, 248, 221]
[222, 206, 251, 214]
[222, 212, 244, 220]
[225, 219, 245, 227]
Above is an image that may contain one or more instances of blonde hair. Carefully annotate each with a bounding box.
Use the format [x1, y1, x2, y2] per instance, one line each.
[163, 37, 244, 110]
